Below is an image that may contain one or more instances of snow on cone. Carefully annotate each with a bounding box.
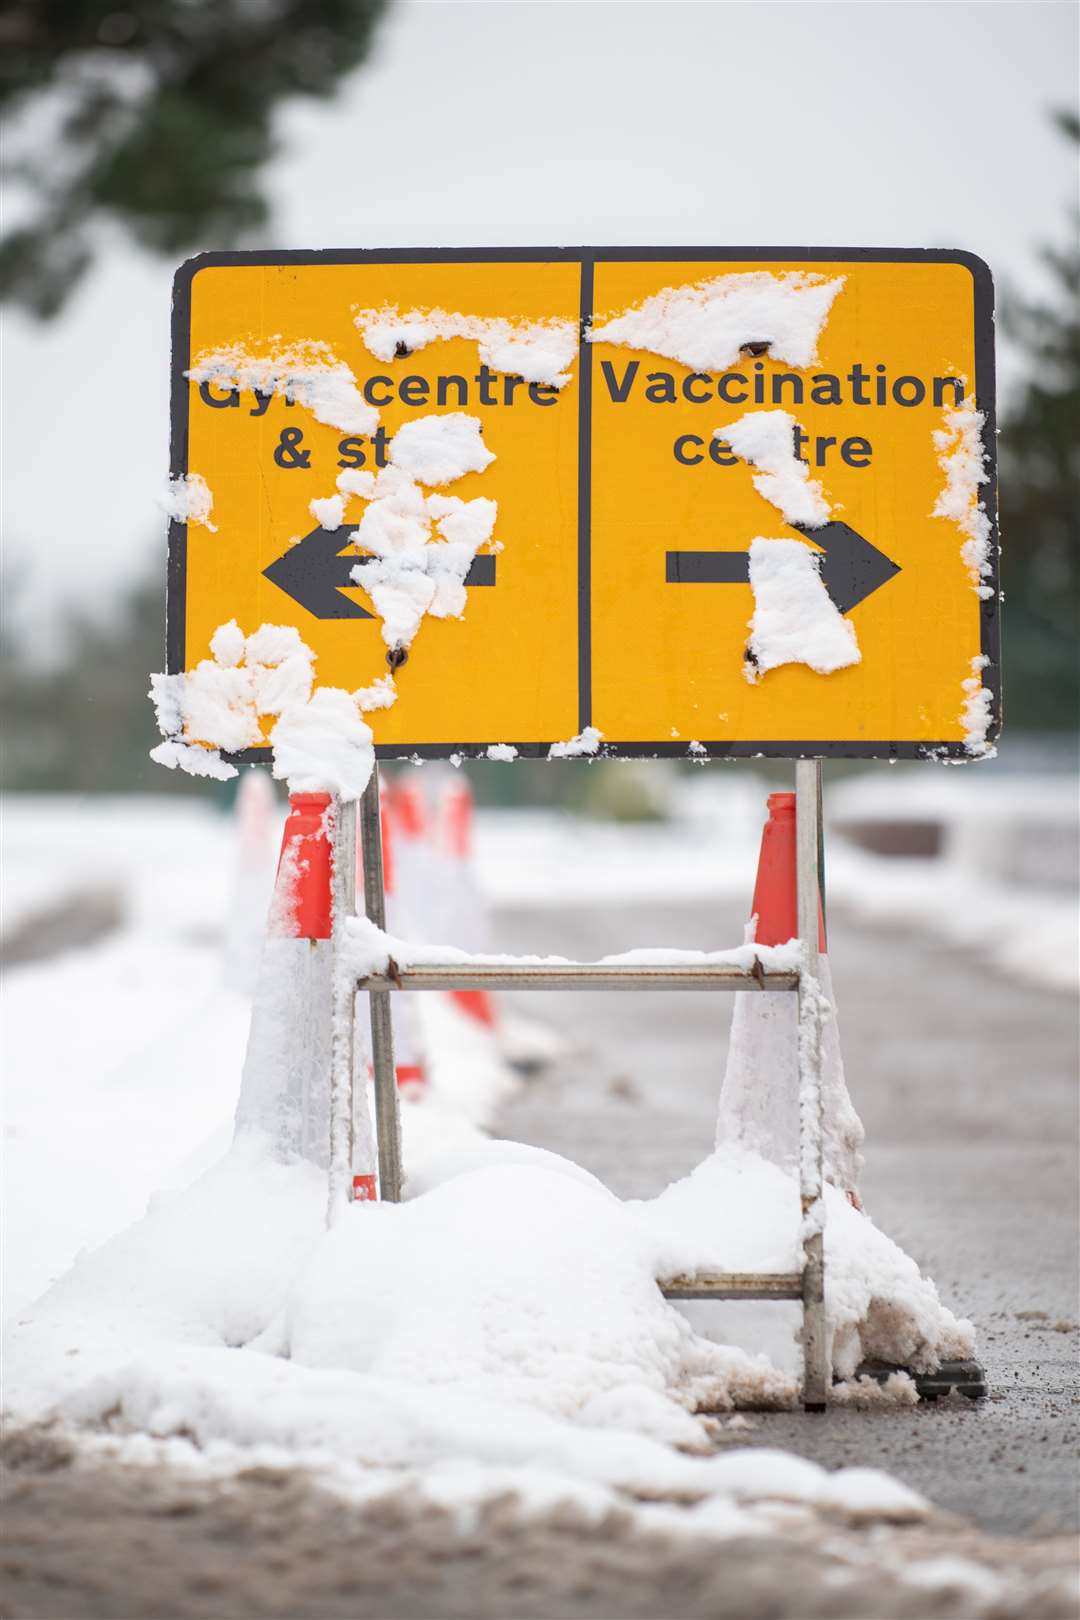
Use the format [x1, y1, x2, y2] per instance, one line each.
[235, 792, 377, 1195]
[716, 791, 865, 1197]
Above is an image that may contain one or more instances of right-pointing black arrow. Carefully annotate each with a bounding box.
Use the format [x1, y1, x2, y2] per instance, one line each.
[666, 519, 900, 615]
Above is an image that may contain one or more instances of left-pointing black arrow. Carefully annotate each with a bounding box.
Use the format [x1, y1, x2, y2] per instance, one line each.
[263, 526, 375, 619]
[263, 527, 500, 620]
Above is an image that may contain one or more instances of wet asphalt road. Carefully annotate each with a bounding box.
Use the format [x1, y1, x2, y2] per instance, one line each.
[495, 890, 1080, 1539]
[2, 885, 1077, 1618]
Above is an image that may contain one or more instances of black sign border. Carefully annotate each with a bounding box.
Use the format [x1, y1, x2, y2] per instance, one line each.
[169, 246, 999, 762]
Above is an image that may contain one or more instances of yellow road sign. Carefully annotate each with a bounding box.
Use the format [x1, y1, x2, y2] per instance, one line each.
[169, 249, 999, 760]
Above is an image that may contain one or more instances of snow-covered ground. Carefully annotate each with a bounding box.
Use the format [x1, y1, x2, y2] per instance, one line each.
[4, 771, 1075, 1318]
[2, 775, 1077, 1602]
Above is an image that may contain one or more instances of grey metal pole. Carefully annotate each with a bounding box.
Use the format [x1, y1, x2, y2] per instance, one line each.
[328, 795, 358, 1221]
[816, 759, 827, 946]
[795, 758, 821, 979]
[359, 766, 404, 1202]
[795, 758, 829, 1410]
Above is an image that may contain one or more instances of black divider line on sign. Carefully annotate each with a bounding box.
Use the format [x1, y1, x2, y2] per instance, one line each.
[577, 256, 594, 734]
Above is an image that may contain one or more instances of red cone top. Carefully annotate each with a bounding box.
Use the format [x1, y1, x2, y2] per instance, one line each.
[750, 792, 826, 951]
[276, 792, 333, 940]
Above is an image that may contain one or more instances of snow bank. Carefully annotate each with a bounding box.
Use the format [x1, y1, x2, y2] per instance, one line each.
[356, 306, 578, 388]
[745, 539, 861, 680]
[931, 398, 994, 599]
[189, 342, 377, 435]
[4, 1136, 786, 1470]
[273, 1163, 788, 1424]
[719, 409, 830, 528]
[633, 1148, 974, 1378]
[4, 1120, 959, 1527]
[158, 472, 216, 530]
[5, 1134, 323, 1400]
[1, 795, 256, 1321]
[590, 271, 844, 372]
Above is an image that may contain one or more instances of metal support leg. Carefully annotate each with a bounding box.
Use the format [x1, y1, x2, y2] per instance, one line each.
[796, 759, 829, 1410]
[359, 766, 403, 1202]
[328, 796, 358, 1222]
[816, 757, 827, 946]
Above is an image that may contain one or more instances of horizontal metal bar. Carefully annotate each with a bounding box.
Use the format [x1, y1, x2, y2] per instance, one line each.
[660, 1273, 805, 1301]
[356, 965, 800, 993]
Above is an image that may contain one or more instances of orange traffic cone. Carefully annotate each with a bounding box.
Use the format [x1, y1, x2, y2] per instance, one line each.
[715, 791, 864, 1198]
[274, 791, 333, 939]
[235, 791, 377, 1201]
[749, 792, 826, 951]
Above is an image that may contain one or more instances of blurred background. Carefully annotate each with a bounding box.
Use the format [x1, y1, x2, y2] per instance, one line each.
[1, 0, 1077, 805]
[2, 0, 1077, 1325]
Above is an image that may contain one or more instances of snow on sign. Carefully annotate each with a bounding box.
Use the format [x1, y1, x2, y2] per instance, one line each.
[168, 248, 1000, 762]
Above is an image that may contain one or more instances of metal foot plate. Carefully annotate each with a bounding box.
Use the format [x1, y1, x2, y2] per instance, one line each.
[848, 1358, 988, 1401]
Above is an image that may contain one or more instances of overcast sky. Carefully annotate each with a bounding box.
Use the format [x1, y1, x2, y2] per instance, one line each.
[4, 0, 1077, 638]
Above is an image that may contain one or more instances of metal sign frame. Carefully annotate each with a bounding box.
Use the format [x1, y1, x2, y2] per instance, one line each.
[329, 758, 830, 1411]
[169, 246, 1000, 764]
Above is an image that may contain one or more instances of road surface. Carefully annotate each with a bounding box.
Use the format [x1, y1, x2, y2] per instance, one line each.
[496, 891, 1080, 1540]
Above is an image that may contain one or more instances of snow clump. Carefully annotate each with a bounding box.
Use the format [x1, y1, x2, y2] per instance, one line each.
[548, 726, 604, 759]
[270, 687, 374, 801]
[150, 622, 375, 799]
[389, 412, 495, 485]
[744, 540, 861, 681]
[960, 654, 995, 759]
[931, 398, 994, 598]
[146, 737, 238, 780]
[719, 409, 831, 528]
[343, 419, 499, 651]
[590, 271, 845, 372]
[353, 673, 398, 713]
[485, 743, 518, 761]
[158, 472, 217, 530]
[309, 493, 346, 531]
[189, 341, 378, 435]
[356, 306, 579, 388]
